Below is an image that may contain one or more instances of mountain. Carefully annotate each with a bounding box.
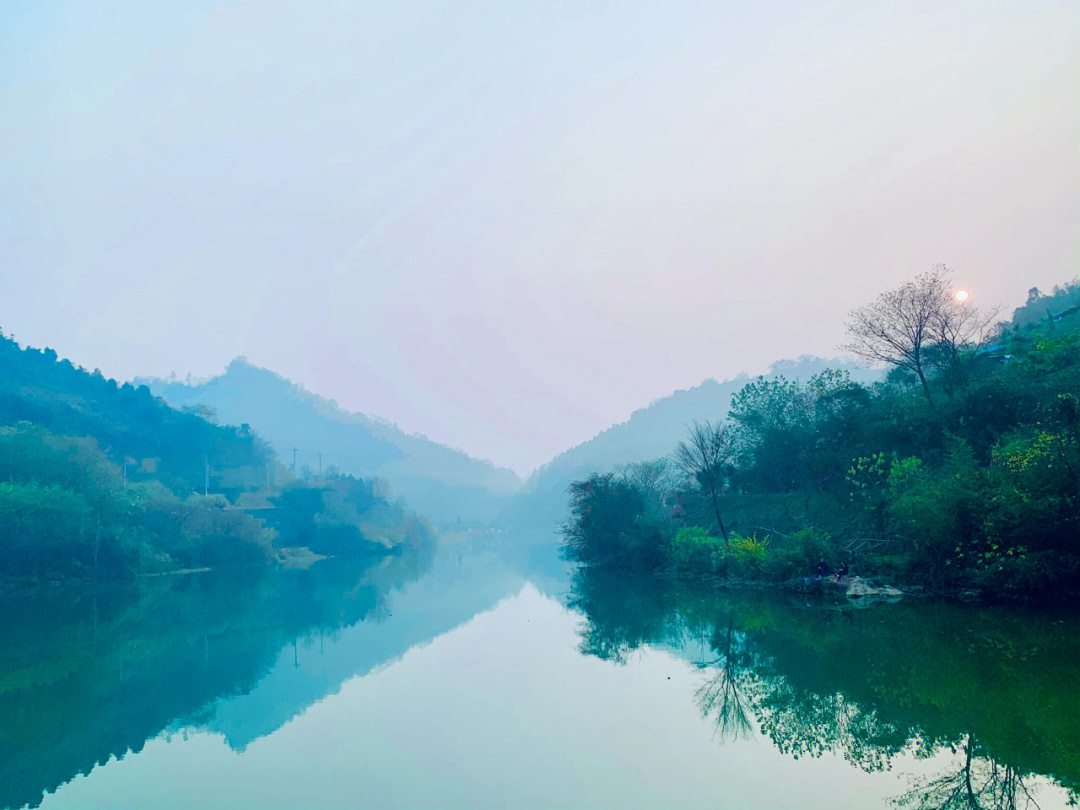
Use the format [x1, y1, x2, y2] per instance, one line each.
[0, 333, 430, 580]
[0, 333, 273, 494]
[505, 356, 882, 531]
[138, 354, 876, 531]
[141, 359, 521, 525]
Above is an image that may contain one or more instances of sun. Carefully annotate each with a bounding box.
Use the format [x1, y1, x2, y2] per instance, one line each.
[954, 289, 969, 303]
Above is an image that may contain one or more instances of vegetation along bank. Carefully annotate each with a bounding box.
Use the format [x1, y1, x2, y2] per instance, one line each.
[563, 272, 1080, 602]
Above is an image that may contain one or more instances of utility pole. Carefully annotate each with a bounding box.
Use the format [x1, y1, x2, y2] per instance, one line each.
[291, 447, 298, 475]
[204, 456, 209, 497]
[318, 452, 322, 478]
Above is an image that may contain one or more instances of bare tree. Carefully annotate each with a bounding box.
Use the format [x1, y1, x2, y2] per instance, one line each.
[931, 295, 1002, 388]
[675, 420, 733, 542]
[618, 458, 675, 510]
[695, 617, 753, 741]
[843, 266, 951, 406]
[895, 734, 1039, 810]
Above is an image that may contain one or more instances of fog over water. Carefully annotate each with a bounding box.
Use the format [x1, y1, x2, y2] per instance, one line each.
[3, 2, 1078, 473]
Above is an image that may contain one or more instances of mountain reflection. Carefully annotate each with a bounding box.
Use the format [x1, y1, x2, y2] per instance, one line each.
[568, 567, 1080, 808]
[0, 545, 434, 810]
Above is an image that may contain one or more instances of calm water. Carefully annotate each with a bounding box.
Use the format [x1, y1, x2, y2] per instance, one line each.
[3, 537, 1078, 810]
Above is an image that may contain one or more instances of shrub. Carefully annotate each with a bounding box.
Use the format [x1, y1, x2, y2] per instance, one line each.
[969, 551, 1080, 600]
[887, 438, 980, 584]
[762, 527, 834, 582]
[672, 526, 725, 575]
[728, 535, 768, 578]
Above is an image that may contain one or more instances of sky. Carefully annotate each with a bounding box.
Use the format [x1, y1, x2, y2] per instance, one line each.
[2, 1, 1078, 476]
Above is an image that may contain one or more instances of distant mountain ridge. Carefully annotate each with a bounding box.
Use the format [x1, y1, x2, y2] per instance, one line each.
[141, 355, 877, 531]
[140, 359, 521, 525]
[504, 356, 882, 530]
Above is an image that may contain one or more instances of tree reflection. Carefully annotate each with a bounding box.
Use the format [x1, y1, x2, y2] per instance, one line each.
[897, 735, 1041, 810]
[568, 565, 1080, 807]
[694, 617, 754, 741]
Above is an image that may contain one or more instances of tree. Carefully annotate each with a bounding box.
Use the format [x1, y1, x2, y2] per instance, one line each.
[843, 266, 953, 406]
[618, 458, 674, 511]
[675, 421, 734, 542]
[931, 294, 1001, 390]
[563, 473, 666, 569]
[727, 376, 812, 492]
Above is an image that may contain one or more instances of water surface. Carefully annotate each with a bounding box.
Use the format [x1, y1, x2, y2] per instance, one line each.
[3, 538, 1077, 809]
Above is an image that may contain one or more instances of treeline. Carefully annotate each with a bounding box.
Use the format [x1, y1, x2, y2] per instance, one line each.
[0, 428, 272, 577]
[0, 332, 433, 581]
[564, 272, 1080, 599]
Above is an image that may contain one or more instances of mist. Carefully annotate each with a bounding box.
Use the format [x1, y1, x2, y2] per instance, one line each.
[3, 1, 1077, 474]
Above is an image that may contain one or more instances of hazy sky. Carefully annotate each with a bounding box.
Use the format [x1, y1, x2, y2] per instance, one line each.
[3, 2, 1078, 475]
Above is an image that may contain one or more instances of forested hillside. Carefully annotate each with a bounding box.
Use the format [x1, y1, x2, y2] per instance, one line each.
[0, 334, 273, 493]
[564, 275, 1080, 600]
[507, 357, 880, 530]
[0, 333, 432, 581]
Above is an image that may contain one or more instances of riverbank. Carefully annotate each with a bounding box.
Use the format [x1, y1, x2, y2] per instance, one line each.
[0, 543, 381, 592]
[612, 560, 1080, 606]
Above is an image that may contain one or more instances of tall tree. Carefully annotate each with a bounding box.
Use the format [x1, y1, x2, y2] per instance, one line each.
[675, 421, 733, 542]
[843, 266, 952, 406]
[931, 294, 1001, 388]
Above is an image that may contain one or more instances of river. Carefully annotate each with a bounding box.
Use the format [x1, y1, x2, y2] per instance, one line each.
[2, 536, 1077, 809]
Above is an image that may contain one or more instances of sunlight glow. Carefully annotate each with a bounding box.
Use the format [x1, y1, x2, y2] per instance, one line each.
[955, 289, 969, 303]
